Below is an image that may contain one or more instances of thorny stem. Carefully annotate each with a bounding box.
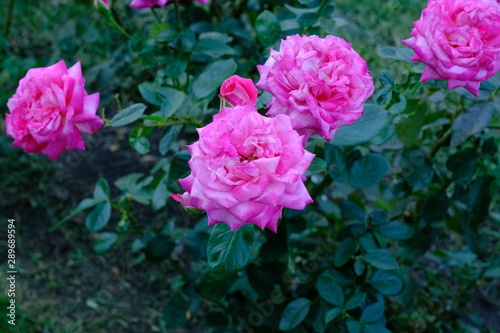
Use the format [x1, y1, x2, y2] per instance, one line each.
[126, 197, 144, 235]
[430, 127, 452, 157]
[107, 12, 131, 39]
[172, 77, 181, 89]
[174, 2, 183, 30]
[142, 117, 204, 128]
[151, 7, 162, 23]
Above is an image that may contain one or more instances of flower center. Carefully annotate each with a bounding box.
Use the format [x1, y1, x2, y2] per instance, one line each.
[240, 154, 258, 163]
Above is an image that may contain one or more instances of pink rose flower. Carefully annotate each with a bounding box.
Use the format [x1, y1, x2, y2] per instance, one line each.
[402, 0, 500, 96]
[219, 75, 258, 107]
[5, 61, 103, 160]
[172, 105, 314, 232]
[130, 0, 168, 8]
[130, 0, 208, 9]
[256, 34, 374, 142]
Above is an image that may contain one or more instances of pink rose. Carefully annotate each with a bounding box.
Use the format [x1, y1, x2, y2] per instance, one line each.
[130, 0, 208, 9]
[219, 75, 258, 107]
[402, 0, 500, 96]
[172, 105, 314, 232]
[130, 0, 168, 8]
[256, 34, 374, 142]
[5, 61, 103, 160]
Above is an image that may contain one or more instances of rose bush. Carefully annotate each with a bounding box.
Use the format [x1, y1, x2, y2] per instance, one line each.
[172, 105, 314, 232]
[6, 1, 500, 331]
[402, 0, 500, 96]
[257, 34, 374, 142]
[219, 75, 258, 107]
[130, 0, 209, 9]
[5, 60, 102, 160]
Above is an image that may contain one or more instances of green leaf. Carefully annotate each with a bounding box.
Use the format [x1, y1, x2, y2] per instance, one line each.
[115, 173, 153, 205]
[347, 321, 362, 333]
[129, 126, 152, 155]
[152, 173, 170, 211]
[401, 149, 434, 189]
[145, 235, 175, 262]
[85, 201, 111, 232]
[360, 302, 385, 323]
[138, 82, 163, 106]
[395, 100, 426, 147]
[305, 157, 327, 177]
[149, 22, 170, 38]
[359, 234, 378, 252]
[184, 230, 209, 260]
[160, 89, 186, 118]
[93, 232, 118, 254]
[159, 125, 182, 156]
[77, 198, 102, 211]
[379, 221, 413, 240]
[192, 38, 234, 58]
[168, 150, 191, 193]
[334, 238, 359, 267]
[192, 59, 237, 99]
[369, 270, 403, 295]
[353, 259, 366, 276]
[285, 4, 318, 14]
[163, 56, 188, 78]
[330, 104, 388, 146]
[51, 197, 101, 231]
[207, 223, 254, 280]
[155, 27, 180, 43]
[93, 178, 110, 201]
[316, 272, 344, 307]
[279, 298, 311, 331]
[482, 137, 496, 156]
[325, 144, 347, 182]
[378, 47, 414, 62]
[420, 193, 449, 223]
[111, 103, 147, 127]
[319, 17, 336, 34]
[312, 302, 328, 333]
[388, 94, 406, 114]
[446, 150, 479, 183]
[451, 102, 493, 147]
[362, 325, 392, 333]
[484, 267, 500, 279]
[363, 250, 398, 270]
[339, 200, 365, 222]
[326, 307, 342, 322]
[345, 292, 366, 310]
[163, 292, 189, 329]
[370, 210, 387, 226]
[453, 176, 494, 227]
[298, 12, 319, 26]
[378, 69, 394, 86]
[348, 154, 388, 188]
[255, 11, 282, 46]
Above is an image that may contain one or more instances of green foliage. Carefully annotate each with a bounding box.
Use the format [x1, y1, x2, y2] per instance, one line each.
[330, 104, 388, 146]
[110, 103, 147, 127]
[4, 0, 500, 332]
[279, 298, 311, 331]
[207, 223, 255, 280]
